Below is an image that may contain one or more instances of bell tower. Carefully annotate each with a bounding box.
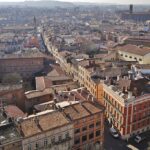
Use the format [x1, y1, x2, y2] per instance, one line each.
[33, 16, 37, 34]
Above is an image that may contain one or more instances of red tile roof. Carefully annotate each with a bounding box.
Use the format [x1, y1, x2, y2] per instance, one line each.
[5, 105, 26, 119]
[117, 44, 150, 56]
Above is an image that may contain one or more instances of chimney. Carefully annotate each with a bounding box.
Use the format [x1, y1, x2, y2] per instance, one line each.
[106, 76, 109, 81]
[87, 94, 90, 101]
[54, 98, 57, 103]
[93, 67, 97, 72]
[67, 87, 70, 91]
[92, 96, 94, 102]
[33, 110, 36, 115]
[52, 103, 57, 110]
[117, 75, 120, 81]
[128, 91, 133, 99]
[57, 105, 63, 112]
[133, 87, 138, 97]
[34, 116, 39, 126]
[130, 4, 133, 14]
[80, 101, 83, 106]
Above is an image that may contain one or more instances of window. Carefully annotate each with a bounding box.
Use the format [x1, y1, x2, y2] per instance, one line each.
[65, 132, 69, 138]
[75, 121, 79, 125]
[89, 124, 94, 129]
[28, 144, 32, 150]
[44, 138, 48, 147]
[96, 130, 101, 137]
[82, 126, 87, 132]
[82, 118, 86, 122]
[134, 107, 137, 111]
[89, 133, 94, 139]
[90, 116, 94, 120]
[59, 135, 62, 141]
[75, 128, 80, 134]
[74, 137, 80, 145]
[82, 135, 87, 142]
[125, 55, 127, 57]
[129, 56, 132, 58]
[35, 143, 39, 149]
[51, 137, 55, 143]
[96, 121, 101, 127]
[139, 59, 142, 61]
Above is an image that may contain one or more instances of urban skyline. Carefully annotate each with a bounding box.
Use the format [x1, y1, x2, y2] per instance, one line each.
[0, 0, 150, 4]
[0, 1, 149, 150]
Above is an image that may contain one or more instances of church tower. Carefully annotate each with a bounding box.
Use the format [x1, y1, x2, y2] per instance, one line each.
[33, 16, 37, 34]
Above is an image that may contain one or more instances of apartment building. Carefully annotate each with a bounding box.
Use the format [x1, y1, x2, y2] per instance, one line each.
[56, 51, 72, 74]
[43, 31, 150, 140]
[63, 101, 104, 150]
[19, 110, 74, 150]
[70, 59, 103, 101]
[33, 87, 105, 150]
[70, 59, 131, 103]
[103, 74, 150, 139]
[68, 58, 150, 140]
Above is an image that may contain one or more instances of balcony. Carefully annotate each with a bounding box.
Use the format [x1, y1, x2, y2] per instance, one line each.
[104, 97, 123, 115]
[52, 136, 72, 145]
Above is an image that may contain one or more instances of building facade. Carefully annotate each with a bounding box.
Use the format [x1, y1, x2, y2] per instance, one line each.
[0, 54, 44, 78]
[117, 44, 150, 64]
[61, 101, 105, 150]
[20, 111, 74, 150]
[103, 79, 150, 139]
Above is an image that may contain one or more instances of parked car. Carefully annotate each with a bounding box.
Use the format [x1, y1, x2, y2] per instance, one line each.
[127, 144, 139, 150]
[134, 135, 146, 143]
[109, 127, 119, 138]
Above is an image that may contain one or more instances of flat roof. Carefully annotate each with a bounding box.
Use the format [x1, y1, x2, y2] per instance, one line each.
[25, 88, 53, 99]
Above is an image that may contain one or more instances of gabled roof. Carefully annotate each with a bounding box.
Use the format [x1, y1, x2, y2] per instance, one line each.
[117, 44, 150, 56]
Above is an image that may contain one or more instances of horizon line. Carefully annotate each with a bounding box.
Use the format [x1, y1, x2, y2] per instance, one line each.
[0, 0, 149, 5]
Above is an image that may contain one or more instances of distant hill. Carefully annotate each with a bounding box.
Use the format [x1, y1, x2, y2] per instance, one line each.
[0, 0, 74, 8]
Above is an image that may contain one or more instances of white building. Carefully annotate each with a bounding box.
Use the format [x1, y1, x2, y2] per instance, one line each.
[20, 110, 73, 150]
[117, 44, 150, 64]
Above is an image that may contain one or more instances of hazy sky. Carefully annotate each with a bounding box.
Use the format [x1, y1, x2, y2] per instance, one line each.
[0, 0, 150, 4]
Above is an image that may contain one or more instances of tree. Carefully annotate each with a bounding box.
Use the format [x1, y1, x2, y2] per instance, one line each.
[2, 73, 22, 84]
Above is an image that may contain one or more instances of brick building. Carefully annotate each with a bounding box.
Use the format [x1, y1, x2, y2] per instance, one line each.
[32, 87, 105, 150]
[63, 101, 104, 150]
[103, 75, 150, 139]
[0, 84, 25, 111]
[25, 88, 53, 112]
[0, 51, 45, 78]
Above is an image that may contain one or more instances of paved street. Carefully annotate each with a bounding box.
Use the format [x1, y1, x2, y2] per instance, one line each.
[104, 123, 150, 150]
[104, 124, 127, 150]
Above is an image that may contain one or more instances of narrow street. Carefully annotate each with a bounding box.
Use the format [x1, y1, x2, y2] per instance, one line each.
[104, 123, 150, 150]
